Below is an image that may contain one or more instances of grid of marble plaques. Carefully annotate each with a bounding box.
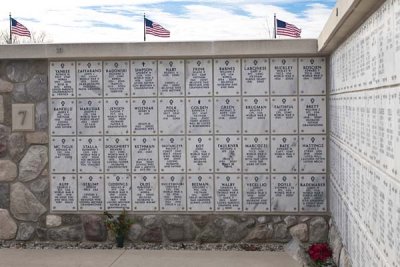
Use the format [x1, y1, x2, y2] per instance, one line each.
[49, 57, 327, 213]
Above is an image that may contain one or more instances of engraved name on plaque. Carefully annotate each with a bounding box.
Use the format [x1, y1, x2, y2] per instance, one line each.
[132, 174, 158, 211]
[77, 61, 103, 97]
[214, 59, 241, 95]
[78, 174, 104, 211]
[243, 97, 269, 134]
[215, 136, 241, 172]
[78, 137, 103, 173]
[160, 175, 186, 211]
[271, 136, 298, 173]
[300, 136, 326, 173]
[214, 97, 241, 134]
[244, 175, 270, 212]
[300, 97, 326, 133]
[158, 60, 184, 96]
[105, 174, 131, 210]
[131, 98, 157, 135]
[188, 175, 214, 211]
[50, 61, 76, 98]
[187, 98, 213, 134]
[271, 97, 298, 134]
[271, 175, 298, 212]
[187, 136, 213, 173]
[51, 99, 76, 135]
[159, 137, 185, 173]
[242, 58, 269, 95]
[104, 61, 129, 97]
[300, 175, 327, 212]
[243, 136, 269, 173]
[186, 59, 212, 96]
[51, 174, 77, 211]
[51, 137, 76, 173]
[159, 98, 185, 134]
[105, 137, 131, 173]
[132, 137, 158, 173]
[271, 58, 297, 95]
[77, 99, 103, 135]
[104, 99, 130, 135]
[299, 58, 326, 95]
[215, 175, 242, 211]
[131, 60, 157, 96]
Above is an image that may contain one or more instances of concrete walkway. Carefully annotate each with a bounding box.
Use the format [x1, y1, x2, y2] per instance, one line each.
[0, 249, 302, 267]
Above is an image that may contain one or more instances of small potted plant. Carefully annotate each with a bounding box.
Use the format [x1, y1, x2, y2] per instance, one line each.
[307, 243, 336, 266]
[104, 209, 134, 248]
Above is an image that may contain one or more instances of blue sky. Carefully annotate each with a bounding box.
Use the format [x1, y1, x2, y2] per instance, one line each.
[2, 0, 336, 43]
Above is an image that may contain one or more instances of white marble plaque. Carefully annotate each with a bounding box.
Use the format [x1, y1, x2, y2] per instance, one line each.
[187, 136, 213, 173]
[77, 61, 103, 97]
[51, 137, 76, 173]
[50, 99, 76, 135]
[77, 99, 103, 135]
[158, 60, 184, 96]
[270, 58, 297, 95]
[105, 174, 131, 210]
[186, 59, 213, 96]
[187, 98, 213, 134]
[214, 58, 241, 95]
[214, 97, 241, 134]
[187, 175, 214, 211]
[78, 137, 103, 173]
[51, 174, 77, 211]
[215, 175, 242, 211]
[159, 136, 185, 173]
[299, 57, 326, 95]
[271, 97, 298, 134]
[159, 98, 185, 134]
[50, 61, 76, 98]
[132, 174, 158, 211]
[215, 136, 241, 173]
[132, 137, 158, 173]
[299, 96, 326, 133]
[242, 58, 269, 95]
[271, 136, 298, 173]
[104, 98, 130, 135]
[243, 136, 269, 172]
[271, 175, 298, 212]
[243, 97, 269, 134]
[300, 135, 326, 173]
[244, 175, 270, 212]
[131, 98, 157, 135]
[78, 174, 104, 211]
[105, 136, 131, 173]
[300, 175, 327, 212]
[104, 61, 129, 97]
[131, 60, 157, 96]
[160, 174, 186, 211]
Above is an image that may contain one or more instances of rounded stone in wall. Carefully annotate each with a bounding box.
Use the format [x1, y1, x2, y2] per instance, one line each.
[0, 209, 17, 240]
[18, 145, 48, 182]
[26, 74, 47, 102]
[6, 61, 34, 83]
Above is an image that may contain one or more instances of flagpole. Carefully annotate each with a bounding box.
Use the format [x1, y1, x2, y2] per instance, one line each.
[144, 13, 146, 42]
[273, 13, 276, 39]
[9, 13, 12, 44]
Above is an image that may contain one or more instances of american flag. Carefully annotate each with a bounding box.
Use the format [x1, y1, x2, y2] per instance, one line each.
[145, 18, 170, 38]
[276, 19, 301, 38]
[11, 18, 31, 38]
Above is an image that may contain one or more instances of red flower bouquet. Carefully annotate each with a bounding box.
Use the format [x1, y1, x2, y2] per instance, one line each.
[307, 243, 335, 266]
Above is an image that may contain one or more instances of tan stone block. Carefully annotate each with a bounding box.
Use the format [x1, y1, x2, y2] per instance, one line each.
[0, 79, 13, 93]
[12, 103, 35, 131]
[26, 132, 49, 144]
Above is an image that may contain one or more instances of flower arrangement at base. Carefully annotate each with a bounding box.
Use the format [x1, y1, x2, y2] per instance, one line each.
[307, 243, 336, 267]
[104, 209, 134, 248]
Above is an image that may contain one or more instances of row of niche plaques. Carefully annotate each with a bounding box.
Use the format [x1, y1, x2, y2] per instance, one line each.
[50, 135, 326, 174]
[50, 96, 326, 136]
[50, 58, 326, 98]
[51, 174, 326, 212]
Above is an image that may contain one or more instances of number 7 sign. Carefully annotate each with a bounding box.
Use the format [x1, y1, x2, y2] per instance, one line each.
[12, 104, 35, 131]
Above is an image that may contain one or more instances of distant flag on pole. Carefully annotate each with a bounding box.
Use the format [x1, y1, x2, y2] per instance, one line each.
[276, 19, 301, 38]
[144, 18, 170, 38]
[11, 18, 31, 37]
